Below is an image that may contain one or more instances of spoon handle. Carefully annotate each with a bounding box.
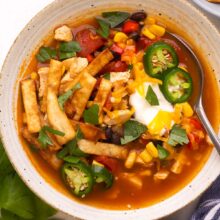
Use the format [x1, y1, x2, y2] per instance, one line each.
[195, 104, 220, 154]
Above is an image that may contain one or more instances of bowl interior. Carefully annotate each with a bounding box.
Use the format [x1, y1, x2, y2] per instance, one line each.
[1, 0, 220, 219]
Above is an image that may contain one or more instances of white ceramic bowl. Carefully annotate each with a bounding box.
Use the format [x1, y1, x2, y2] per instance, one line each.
[1, 0, 220, 219]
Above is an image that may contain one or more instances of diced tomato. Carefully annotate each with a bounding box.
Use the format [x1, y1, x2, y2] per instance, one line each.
[76, 29, 104, 57]
[122, 20, 140, 34]
[86, 54, 94, 63]
[94, 155, 119, 172]
[187, 132, 202, 150]
[110, 44, 124, 54]
[190, 118, 203, 130]
[136, 37, 159, 51]
[101, 61, 128, 73]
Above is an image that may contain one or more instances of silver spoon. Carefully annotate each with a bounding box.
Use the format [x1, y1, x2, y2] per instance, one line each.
[170, 33, 220, 153]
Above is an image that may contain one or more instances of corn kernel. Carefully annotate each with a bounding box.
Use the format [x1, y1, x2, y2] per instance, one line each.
[92, 160, 104, 167]
[182, 102, 193, 117]
[146, 142, 158, 158]
[139, 149, 153, 163]
[141, 26, 156, 40]
[30, 72, 38, 80]
[114, 32, 128, 43]
[145, 16, 156, 25]
[125, 150, 137, 169]
[148, 24, 166, 37]
[135, 62, 144, 70]
[136, 51, 144, 62]
[126, 39, 135, 46]
[117, 42, 126, 49]
[131, 55, 138, 64]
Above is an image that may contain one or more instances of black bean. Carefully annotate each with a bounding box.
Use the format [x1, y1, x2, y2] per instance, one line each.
[111, 133, 121, 145]
[129, 32, 140, 41]
[105, 127, 113, 141]
[111, 51, 121, 60]
[130, 11, 147, 22]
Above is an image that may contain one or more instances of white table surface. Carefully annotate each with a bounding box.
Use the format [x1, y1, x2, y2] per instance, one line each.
[0, 1, 219, 220]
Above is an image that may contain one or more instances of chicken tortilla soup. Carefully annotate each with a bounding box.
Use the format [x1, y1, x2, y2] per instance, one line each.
[17, 10, 220, 210]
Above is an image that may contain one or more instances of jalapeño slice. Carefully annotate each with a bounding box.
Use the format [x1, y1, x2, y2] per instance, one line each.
[62, 162, 94, 198]
[162, 67, 193, 104]
[143, 42, 178, 79]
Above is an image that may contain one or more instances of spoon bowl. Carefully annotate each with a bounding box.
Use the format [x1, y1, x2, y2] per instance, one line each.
[171, 33, 220, 152]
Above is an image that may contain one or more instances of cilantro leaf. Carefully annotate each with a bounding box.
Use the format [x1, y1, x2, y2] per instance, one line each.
[0, 139, 14, 177]
[96, 18, 110, 38]
[36, 47, 56, 63]
[102, 11, 130, 28]
[121, 120, 147, 145]
[145, 85, 159, 106]
[38, 126, 65, 148]
[57, 127, 87, 159]
[103, 72, 110, 80]
[157, 145, 169, 160]
[59, 41, 81, 60]
[83, 104, 99, 125]
[58, 83, 81, 110]
[168, 125, 189, 146]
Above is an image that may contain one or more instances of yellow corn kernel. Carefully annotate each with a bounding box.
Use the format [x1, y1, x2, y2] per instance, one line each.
[148, 24, 166, 37]
[136, 51, 144, 62]
[139, 149, 153, 163]
[182, 102, 193, 117]
[145, 16, 156, 25]
[30, 72, 38, 80]
[135, 62, 144, 70]
[139, 170, 152, 176]
[131, 55, 138, 64]
[92, 160, 104, 167]
[146, 142, 158, 158]
[141, 26, 156, 40]
[114, 32, 128, 43]
[117, 42, 126, 49]
[125, 150, 137, 169]
[126, 39, 135, 46]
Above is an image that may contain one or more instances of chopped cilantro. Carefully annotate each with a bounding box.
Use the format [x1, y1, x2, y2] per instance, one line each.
[121, 120, 147, 145]
[96, 18, 110, 38]
[157, 145, 169, 160]
[36, 47, 56, 63]
[168, 124, 189, 146]
[58, 83, 81, 110]
[83, 104, 99, 125]
[59, 41, 81, 60]
[145, 85, 159, 106]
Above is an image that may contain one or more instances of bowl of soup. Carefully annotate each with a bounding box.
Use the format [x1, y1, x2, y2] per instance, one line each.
[1, 0, 220, 219]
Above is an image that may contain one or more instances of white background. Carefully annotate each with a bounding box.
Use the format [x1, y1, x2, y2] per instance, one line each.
[0, 0, 219, 219]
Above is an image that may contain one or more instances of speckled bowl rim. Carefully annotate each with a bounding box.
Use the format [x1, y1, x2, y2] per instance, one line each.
[0, 0, 220, 220]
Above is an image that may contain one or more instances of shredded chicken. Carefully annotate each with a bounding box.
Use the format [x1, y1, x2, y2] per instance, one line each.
[54, 25, 73, 42]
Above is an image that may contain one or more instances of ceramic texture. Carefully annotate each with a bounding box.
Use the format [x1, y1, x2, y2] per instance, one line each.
[0, 0, 220, 219]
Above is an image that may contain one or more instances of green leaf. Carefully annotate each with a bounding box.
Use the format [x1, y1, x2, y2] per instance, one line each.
[0, 140, 14, 177]
[36, 47, 56, 63]
[96, 18, 110, 38]
[0, 174, 35, 219]
[121, 120, 147, 145]
[59, 41, 81, 60]
[57, 127, 87, 159]
[58, 83, 81, 110]
[145, 85, 159, 106]
[102, 11, 130, 28]
[103, 72, 110, 80]
[157, 145, 169, 160]
[83, 104, 99, 125]
[168, 124, 189, 146]
[38, 126, 65, 148]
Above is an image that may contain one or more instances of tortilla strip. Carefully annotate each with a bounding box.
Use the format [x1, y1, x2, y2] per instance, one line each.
[70, 120, 106, 141]
[47, 59, 75, 145]
[94, 78, 112, 115]
[60, 49, 113, 93]
[22, 127, 62, 170]
[71, 72, 97, 120]
[21, 79, 41, 133]
[78, 139, 128, 159]
[38, 67, 49, 97]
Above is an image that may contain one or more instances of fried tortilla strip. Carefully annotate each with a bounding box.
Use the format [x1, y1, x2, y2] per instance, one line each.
[38, 67, 49, 98]
[78, 139, 128, 159]
[22, 127, 62, 170]
[70, 120, 106, 141]
[47, 59, 75, 145]
[71, 72, 97, 120]
[60, 49, 113, 93]
[21, 79, 41, 133]
[94, 78, 112, 115]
